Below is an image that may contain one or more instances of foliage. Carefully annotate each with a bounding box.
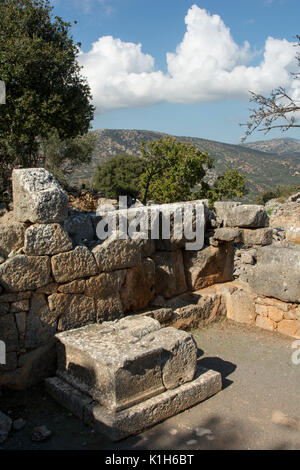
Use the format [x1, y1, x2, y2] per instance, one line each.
[92, 154, 145, 199]
[241, 35, 300, 140]
[41, 129, 96, 187]
[138, 137, 213, 204]
[196, 167, 248, 205]
[255, 184, 300, 205]
[0, 0, 94, 177]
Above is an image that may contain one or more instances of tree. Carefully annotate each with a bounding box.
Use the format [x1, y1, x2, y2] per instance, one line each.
[199, 167, 248, 205]
[138, 137, 213, 204]
[41, 129, 96, 188]
[242, 35, 300, 140]
[0, 0, 94, 176]
[92, 154, 145, 200]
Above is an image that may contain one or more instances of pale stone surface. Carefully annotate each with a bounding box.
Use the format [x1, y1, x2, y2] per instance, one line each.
[213, 228, 241, 242]
[51, 246, 98, 283]
[153, 250, 187, 298]
[214, 201, 241, 225]
[184, 243, 233, 290]
[24, 223, 72, 255]
[64, 211, 94, 245]
[248, 246, 300, 303]
[256, 305, 284, 323]
[12, 168, 68, 223]
[0, 222, 25, 258]
[221, 204, 269, 228]
[120, 258, 155, 312]
[45, 366, 222, 441]
[84, 271, 126, 299]
[227, 289, 256, 325]
[92, 238, 142, 272]
[48, 294, 96, 331]
[277, 320, 300, 338]
[55, 317, 164, 412]
[241, 228, 273, 246]
[0, 255, 51, 292]
[256, 315, 276, 332]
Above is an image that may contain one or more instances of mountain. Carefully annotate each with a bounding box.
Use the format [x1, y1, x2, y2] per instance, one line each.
[242, 137, 300, 157]
[69, 129, 300, 201]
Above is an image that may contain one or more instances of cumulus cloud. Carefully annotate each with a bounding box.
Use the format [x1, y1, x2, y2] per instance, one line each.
[79, 4, 299, 113]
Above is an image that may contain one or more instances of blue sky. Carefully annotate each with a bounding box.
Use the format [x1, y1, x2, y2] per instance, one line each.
[52, 0, 300, 144]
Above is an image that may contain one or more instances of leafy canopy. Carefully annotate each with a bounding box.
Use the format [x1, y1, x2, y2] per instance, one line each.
[0, 0, 94, 172]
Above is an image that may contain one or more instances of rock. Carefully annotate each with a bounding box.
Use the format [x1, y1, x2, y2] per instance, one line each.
[277, 320, 300, 338]
[172, 292, 224, 330]
[31, 425, 52, 442]
[55, 317, 164, 412]
[120, 258, 155, 312]
[213, 228, 241, 242]
[49, 294, 96, 331]
[0, 255, 51, 292]
[184, 243, 233, 290]
[240, 252, 255, 265]
[92, 238, 142, 272]
[215, 202, 268, 228]
[141, 308, 174, 324]
[64, 211, 94, 245]
[255, 304, 284, 322]
[0, 222, 25, 258]
[241, 228, 273, 246]
[248, 246, 300, 303]
[0, 314, 19, 352]
[226, 289, 256, 325]
[0, 410, 12, 443]
[13, 418, 26, 431]
[153, 250, 187, 298]
[24, 224, 72, 256]
[0, 292, 32, 303]
[58, 279, 86, 294]
[146, 327, 197, 390]
[10, 300, 30, 313]
[214, 201, 241, 224]
[256, 315, 276, 332]
[96, 294, 124, 322]
[12, 168, 68, 223]
[25, 294, 57, 349]
[51, 246, 98, 283]
[84, 271, 126, 299]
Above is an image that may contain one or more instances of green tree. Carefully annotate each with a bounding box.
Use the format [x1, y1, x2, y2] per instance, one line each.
[138, 137, 213, 204]
[200, 167, 248, 205]
[93, 154, 145, 200]
[41, 129, 96, 188]
[0, 0, 94, 176]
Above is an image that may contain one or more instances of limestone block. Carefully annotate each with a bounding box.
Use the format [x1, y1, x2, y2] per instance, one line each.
[0, 223, 25, 258]
[153, 250, 187, 298]
[120, 258, 155, 312]
[51, 246, 98, 283]
[0, 255, 51, 292]
[241, 228, 273, 246]
[92, 238, 142, 272]
[24, 223, 72, 255]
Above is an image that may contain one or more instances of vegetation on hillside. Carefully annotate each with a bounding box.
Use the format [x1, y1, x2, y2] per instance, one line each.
[255, 184, 300, 205]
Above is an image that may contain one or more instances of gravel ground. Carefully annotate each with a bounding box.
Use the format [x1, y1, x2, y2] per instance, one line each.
[1, 319, 299, 450]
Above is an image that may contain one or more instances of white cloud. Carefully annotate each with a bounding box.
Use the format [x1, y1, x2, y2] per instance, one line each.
[79, 4, 299, 113]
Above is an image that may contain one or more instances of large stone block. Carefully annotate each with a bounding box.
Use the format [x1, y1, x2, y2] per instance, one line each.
[24, 223, 72, 256]
[152, 250, 187, 298]
[48, 293, 96, 331]
[241, 228, 273, 246]
[55, 317, 164, 412]
[12, 168, 68, 223]
[215, 202, 268, 228]
[120, 258, 155, 312]
[0, 222, 25, 258]
[92, 238, 142, 272]
[51, 246, 98, 283]
[84, 271, 126, 299]
[248, 246, 300, 303]
[226, 289, 256, 325]
[0, 255, 51, 292]
[184, 243, 234, 290]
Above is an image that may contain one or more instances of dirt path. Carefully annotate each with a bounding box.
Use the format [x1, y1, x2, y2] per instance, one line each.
[1, 319, 299, 450]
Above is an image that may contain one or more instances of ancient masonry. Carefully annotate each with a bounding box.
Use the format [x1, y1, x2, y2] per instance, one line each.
[0, 168, 299, 436]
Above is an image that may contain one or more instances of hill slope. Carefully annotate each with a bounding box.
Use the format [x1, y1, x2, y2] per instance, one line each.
[70, 129, 300, 201]
[242, 137, 300, 157]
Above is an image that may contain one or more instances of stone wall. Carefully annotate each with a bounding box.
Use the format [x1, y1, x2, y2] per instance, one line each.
[0, 169, 299, 390]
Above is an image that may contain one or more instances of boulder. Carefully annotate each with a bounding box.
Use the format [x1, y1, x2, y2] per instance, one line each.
[120, 258, 155, 312]
[184, 243, 234, 290]
[213, 228, 241, 242]
[0, 255, 51, 292]
[12, 168, 68, 223]
[51, 246, 98, 283]
[214, 202, 268, 228]
[0, 222, 25, 258]
[24, 223, 72, 256]
[152, 250, 187, 298]
[248, 246, 300, 303]
[92, 238, 142, 272]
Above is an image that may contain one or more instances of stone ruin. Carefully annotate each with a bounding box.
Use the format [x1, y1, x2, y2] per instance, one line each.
[0, 168, 299, 437]
[45, 316, 221, 440]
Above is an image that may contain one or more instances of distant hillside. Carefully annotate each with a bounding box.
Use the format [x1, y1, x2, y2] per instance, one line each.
[242, 137, 300, 157]
[69, 129, 300, 201]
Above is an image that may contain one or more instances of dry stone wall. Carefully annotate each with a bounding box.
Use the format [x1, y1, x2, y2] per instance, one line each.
[0, 169, 299, 390]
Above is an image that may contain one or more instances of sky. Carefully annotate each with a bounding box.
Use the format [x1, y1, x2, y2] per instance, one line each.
[52, 0, 300, 144]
